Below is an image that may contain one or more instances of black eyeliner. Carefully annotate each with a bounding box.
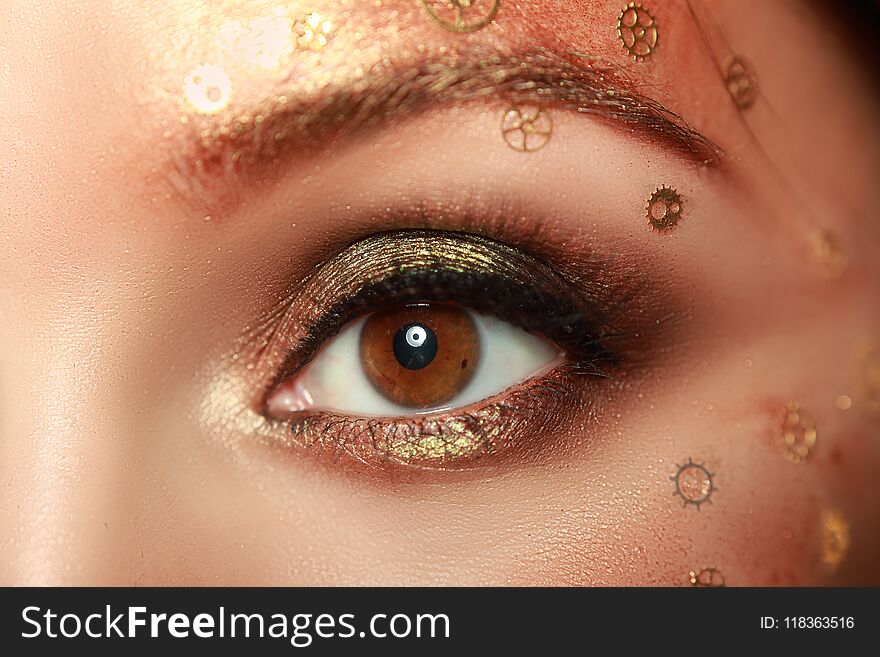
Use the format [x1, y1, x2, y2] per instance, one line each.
[264, 230, 620, 397]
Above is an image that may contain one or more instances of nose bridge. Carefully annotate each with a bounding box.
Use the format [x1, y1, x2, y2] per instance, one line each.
[0, 312, 140, 585]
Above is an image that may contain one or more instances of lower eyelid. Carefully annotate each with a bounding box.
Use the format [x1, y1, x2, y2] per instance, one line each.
[271, 355, 606, 473]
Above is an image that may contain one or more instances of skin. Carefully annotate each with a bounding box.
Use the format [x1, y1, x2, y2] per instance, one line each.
[0, 0, 878, 585]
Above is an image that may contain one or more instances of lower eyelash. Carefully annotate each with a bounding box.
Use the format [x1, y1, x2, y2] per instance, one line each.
[274, 357, 609, 472]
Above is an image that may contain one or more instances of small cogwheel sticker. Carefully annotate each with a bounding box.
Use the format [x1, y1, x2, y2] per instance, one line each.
[689, 566, 725, 587]
[724, 56, 759, 109]
[647, 186, 682, 232]
[501, 105, 553, 152]
[421, 0, 500, 33]
[671, 458, 714, 510]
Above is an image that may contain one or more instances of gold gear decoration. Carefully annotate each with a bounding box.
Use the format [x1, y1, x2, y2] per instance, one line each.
[671, 458, 715, 510]
[421, 0, 500, 33]
[689, 566, 726, 587]
[646, 185, 682, 231]
[724, 56, 760, 109]
[617, 3, 659, 61]
[500, 104, 553, 152]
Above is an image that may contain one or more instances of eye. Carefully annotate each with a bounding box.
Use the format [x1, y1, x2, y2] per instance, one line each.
[257, 229, 623, 469]
[266, 302, 561, 417]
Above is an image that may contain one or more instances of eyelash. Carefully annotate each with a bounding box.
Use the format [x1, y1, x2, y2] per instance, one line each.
[256, 230, 626, 472]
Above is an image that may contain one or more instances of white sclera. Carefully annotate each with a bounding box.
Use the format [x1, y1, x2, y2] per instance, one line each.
[266, 309, 562, 417]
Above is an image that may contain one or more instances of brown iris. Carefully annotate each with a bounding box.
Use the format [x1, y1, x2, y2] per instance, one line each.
[360, 303, 479, 409]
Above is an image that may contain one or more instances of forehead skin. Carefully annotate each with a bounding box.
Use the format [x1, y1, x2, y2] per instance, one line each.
[0, 1, 879, 585]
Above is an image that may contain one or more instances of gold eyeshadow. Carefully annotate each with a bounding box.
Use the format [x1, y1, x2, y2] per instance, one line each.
[282, 366, 585, 469]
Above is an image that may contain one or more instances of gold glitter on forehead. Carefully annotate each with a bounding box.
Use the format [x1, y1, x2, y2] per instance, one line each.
[295, 11, 334, 50]
[421, 0, 500, 33]
[820, 509, 850, 573]
[780, 402, 817, 464]
[161, 3, 339, 119]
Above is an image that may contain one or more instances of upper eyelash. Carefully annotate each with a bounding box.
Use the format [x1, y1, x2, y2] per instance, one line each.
[261, 230, 622, 402]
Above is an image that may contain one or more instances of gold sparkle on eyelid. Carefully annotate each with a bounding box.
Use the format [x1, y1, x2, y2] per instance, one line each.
[723, 56, 759, 109]
[617, 3, 658, 61]
[646, 185, 682, 232]
[820, 509, 850, 573]
[421, 0, 500, 34]
[808, 229, 848, 278]
[689, 566, 725, 587]
[500, 104, 553, 152]
[781, 401, 817, 464]
[671, 458, 714, 510]
[288, 406, 505, 467]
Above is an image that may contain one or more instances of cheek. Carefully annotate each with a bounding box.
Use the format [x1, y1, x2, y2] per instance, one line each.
[482, 392, 863, 586]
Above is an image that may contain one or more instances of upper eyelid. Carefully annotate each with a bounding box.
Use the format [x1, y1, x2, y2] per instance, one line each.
[256, 230, 617, 407]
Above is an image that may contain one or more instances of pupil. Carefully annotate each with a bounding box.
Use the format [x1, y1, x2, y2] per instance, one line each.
[393, 322, 438, 370]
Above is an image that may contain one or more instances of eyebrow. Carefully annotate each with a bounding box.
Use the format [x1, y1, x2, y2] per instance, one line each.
[164, 48, 721, 208]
